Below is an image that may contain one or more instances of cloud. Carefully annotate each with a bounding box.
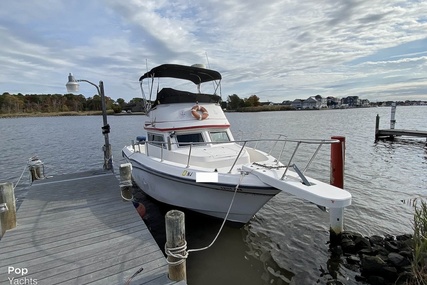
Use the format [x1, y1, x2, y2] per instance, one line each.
[0, 0, 426, 102]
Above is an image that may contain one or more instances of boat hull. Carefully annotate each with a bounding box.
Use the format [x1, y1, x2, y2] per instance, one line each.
[124, 152, 279, 224]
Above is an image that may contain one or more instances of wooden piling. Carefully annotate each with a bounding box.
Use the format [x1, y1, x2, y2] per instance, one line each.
[375, 114, 380, 142]
[330, 136, 345, 189]
[28, 156, 45, 182]
[165, 210, 187, 282]
[390, 102, 396, 129]
[330, 137, 346, 244]
[0, 182, 16, 237]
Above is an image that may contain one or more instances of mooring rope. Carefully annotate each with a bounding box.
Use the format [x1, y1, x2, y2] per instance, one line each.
[13, 165, 28, 190]
[164, 171, 247, 265]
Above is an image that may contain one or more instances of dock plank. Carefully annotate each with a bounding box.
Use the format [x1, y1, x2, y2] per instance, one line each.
[0, 170, 183, 285]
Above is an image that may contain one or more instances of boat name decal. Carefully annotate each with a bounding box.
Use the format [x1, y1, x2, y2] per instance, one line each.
[182, 170, 193, 177]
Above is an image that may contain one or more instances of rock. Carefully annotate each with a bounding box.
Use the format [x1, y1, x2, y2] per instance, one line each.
[333, 232, 415, 285]
[359, 248, 374, 255]
[369, 235, 384, 246]
[381, 266, 398, 280]
[372, 245, 390, 258]
[355, 236, 371, 251]
[341, 238, 356, 253]
[346, 255, 360, 264]
[361, 255, 386, 274]
[396, 234, 412, 241]
[399, 250, 412, 259]
[388, 252, 411, 267]
[385, 240, 399, 252]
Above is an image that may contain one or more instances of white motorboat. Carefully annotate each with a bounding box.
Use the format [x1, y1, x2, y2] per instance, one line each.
[122, 64, 351, 224]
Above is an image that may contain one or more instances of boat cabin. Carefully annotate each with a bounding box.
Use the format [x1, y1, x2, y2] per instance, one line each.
[146, 129, 232, 150]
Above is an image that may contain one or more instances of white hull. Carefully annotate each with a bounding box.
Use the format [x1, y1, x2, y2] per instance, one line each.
[124, 149, 279, 223]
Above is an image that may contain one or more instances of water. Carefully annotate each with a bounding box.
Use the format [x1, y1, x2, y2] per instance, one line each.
[1, 106, 426, 284]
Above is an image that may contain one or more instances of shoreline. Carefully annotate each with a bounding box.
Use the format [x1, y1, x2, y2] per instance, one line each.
[1, 105, 425, 118]
[0, 111, 146, 119]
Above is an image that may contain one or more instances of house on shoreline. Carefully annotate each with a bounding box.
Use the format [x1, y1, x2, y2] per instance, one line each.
[282, 95, 370, 110]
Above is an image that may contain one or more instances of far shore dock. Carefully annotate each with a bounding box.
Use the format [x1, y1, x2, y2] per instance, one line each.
[374, 104, 427, 142]
[0, 170, 185, 285]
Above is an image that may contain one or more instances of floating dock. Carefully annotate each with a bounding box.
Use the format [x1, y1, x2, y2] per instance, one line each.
[0, 170, 185, 285]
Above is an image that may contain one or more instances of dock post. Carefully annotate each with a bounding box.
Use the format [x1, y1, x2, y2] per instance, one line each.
[330, 136, 345, 189]
[375, 114, 380, 142]
[165, 210, 187, 281]
[0, 182, 16, 237]
[390, 102, 396, 129]
[28, 156, 44, 182]
[330, 137, 345, 244]
[119, 163, 133, 201]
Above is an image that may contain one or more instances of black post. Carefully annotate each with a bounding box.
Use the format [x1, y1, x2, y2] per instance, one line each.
[99, 81, 112, 171]
[375, 114, 380, 142]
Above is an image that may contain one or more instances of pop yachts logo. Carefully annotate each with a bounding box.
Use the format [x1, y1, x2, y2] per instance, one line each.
[7, 266, 38, 285]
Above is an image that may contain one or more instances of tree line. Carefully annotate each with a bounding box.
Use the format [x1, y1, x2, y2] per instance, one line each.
[0, 92, 144, 114]
[0, 92, 263, 114]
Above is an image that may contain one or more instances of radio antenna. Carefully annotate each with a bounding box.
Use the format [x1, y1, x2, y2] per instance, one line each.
[205, 52, 211, 69]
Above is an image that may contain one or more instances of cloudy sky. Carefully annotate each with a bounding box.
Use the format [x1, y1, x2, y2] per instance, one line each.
[1, 0, 426, 103]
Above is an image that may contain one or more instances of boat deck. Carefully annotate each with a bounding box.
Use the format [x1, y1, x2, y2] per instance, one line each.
[0, 170, 185, 285]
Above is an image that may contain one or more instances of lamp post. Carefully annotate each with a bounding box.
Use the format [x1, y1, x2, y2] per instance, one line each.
[66, 73, 113, 171]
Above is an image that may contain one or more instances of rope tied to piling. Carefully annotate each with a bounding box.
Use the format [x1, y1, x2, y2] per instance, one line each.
[164, 171, 247, 266]
[165, 240, 188, 266]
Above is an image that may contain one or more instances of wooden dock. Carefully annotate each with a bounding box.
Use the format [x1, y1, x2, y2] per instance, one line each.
[375, 114, 427, 142]
[0, 170, 185, 285]
[376, 128, 427, 140]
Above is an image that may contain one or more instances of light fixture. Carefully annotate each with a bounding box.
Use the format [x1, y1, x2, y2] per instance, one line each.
[66, 74, 113, 171]
[66, 73, 79, 93]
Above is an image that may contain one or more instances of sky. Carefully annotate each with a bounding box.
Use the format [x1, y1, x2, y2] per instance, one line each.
[1, 0, 426, 103]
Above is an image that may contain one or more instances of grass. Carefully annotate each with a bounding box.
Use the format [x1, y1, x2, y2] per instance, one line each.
[409, 200, 427, 284]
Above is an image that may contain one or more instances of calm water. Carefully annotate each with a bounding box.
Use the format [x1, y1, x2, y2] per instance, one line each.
[1, 106, 426, 284]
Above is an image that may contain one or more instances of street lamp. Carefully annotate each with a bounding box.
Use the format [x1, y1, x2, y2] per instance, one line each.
[66, 73, 113, 171]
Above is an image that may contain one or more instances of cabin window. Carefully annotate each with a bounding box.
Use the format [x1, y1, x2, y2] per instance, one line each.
[176, 133, 204, 147]
[147, 133, 165, 148]
[210, 131, 230, 143]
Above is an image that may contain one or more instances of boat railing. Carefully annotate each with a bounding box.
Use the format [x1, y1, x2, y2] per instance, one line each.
[133, 137, 339, 179]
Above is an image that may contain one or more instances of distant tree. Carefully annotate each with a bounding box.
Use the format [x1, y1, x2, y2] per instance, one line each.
[111, 103, 122, 113]
[0, 93, 24, 113]
[227, 94, 244, 110]
[116, 98, 126, 109]
[244, 95, 260, 107]
[129, 97, 143, 104]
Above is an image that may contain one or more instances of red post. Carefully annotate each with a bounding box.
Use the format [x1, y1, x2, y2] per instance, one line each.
[330, 136, 346, 246]
[330, 136, 345, 189]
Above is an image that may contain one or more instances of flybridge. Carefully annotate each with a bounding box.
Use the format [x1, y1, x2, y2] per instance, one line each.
[139, 64, 223, 114]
